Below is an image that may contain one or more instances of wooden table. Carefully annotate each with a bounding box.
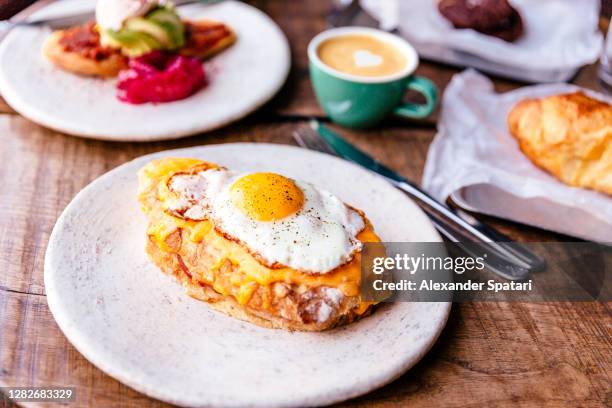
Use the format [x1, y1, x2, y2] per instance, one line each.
[1, 1, 611, 407]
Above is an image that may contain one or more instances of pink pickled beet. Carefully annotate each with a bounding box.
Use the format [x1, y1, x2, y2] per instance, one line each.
[117, 51, 206, 104]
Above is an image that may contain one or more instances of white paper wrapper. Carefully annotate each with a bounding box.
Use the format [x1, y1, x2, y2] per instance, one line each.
[361, 0, 603, 72]
[422, 70, 612, 242]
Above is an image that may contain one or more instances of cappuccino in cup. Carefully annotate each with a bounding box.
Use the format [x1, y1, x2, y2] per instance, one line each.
[317, 34, 407, 78]
[308, 27, 437, 128]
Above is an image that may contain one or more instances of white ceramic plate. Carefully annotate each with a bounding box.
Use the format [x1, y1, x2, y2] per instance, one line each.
[45, 143, 450, 407]
[0, 0, 290, 141]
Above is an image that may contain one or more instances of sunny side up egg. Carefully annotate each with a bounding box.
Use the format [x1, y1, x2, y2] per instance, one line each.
[164, 169, 366, 273]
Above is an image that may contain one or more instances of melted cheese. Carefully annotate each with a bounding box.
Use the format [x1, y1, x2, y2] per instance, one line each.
[138, 158, 381, 309]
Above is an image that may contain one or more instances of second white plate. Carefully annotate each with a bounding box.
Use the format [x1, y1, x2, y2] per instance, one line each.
[0, 0, 290, 141]
[45, 143, 450, 407]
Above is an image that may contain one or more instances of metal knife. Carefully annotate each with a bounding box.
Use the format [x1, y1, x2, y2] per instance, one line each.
[0, 0, 222, 31]
[311, 120, 546, 280]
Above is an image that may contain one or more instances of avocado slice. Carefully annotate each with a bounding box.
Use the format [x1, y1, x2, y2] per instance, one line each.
[125, 17, 172, 48]
[102, 29, 162, 57]
[135, 32, 162, 55]
[147, 7, 182, 27]
[99, 29, 123, 49]
[146, 8, 185, 49]
[158, 20, 185, 49]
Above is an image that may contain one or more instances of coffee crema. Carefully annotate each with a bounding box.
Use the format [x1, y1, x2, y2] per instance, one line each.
[317, 34, 407, 78]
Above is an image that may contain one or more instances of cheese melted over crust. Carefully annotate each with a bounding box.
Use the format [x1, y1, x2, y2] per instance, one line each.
[138, 158, 380, 313]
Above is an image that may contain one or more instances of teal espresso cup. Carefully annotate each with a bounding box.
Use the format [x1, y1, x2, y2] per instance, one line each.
[308, 27, 437, 128]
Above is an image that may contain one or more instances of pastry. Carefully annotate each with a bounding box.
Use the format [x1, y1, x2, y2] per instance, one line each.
[508, 92, 612, 195]
[438, 0, 523, 42]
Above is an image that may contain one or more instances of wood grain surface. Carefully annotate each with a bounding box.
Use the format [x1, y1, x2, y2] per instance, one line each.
[1, 1, 611, 407]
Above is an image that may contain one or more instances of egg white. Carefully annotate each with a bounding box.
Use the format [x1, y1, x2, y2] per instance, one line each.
[165, 169, 365, 273]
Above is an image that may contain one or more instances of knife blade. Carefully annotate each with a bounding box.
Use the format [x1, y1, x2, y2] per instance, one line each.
[4, 11, 95, 30]
[1, 0, 220, 30]
[313, 120, 405, 184]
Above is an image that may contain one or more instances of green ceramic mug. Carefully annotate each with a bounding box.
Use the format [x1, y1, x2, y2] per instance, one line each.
[308, 27, 437, 128]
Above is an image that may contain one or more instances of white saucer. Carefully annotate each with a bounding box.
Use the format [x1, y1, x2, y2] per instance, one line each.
[44, 143, 450, 407]
[0, 0, 290, 141]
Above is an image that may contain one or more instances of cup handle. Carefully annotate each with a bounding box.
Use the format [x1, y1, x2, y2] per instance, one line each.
[393, 76, 438, 119]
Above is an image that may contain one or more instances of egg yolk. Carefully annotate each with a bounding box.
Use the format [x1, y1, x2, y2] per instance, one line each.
[230, 173, 304, 221]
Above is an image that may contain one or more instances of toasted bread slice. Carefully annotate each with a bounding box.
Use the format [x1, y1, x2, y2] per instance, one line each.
[42, 22, 128, 78]
[179, 20, 236, 59]
[145, 232, 373, 331]
[43, 20, 235, 78]
[138, 158, 379, 331]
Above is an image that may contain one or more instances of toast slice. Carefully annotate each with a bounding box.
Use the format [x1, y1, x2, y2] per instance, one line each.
[42, 22, 128, 78]
[138, 158, 379, 331]
[43, 19, 235, 78]
[179, 20, 236, 59]
[145, 230, 373, 331]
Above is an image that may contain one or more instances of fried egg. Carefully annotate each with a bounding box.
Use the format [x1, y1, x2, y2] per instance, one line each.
[164, 169, 365, 273]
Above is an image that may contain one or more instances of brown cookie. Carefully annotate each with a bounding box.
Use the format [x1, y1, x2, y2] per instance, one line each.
[438, 0, 523, 42]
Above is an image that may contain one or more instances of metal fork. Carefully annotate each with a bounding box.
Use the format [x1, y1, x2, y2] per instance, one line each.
[293, 125, 545, 281]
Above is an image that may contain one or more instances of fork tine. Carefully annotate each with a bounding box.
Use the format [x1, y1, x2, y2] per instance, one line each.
[292, 130, 309, 149]
[300, 128, 334, 154]
[293, 124, 338, 156]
